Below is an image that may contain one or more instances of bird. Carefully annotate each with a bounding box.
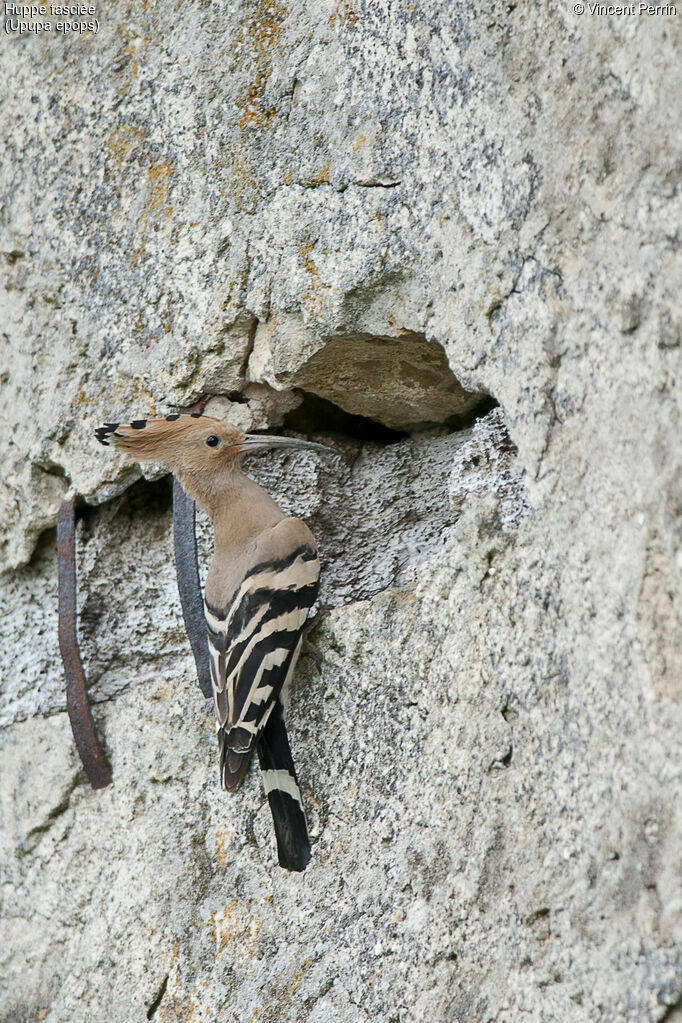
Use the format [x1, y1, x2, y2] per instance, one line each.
[95, 411, 330, 871]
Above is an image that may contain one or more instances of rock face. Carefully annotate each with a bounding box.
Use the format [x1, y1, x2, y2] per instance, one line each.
[1, 3, 681, 1022]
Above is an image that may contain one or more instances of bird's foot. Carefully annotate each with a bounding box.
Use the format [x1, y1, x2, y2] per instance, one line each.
[302, 610, 328, 675]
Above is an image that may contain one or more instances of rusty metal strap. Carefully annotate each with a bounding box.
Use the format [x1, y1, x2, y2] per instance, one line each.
[172, 478, 213, 700]
[57, 496, 113, 790]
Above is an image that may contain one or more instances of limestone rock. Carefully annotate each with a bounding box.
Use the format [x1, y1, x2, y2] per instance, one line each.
[1, 2, 681, 1022]
[248, 310, 483, 429]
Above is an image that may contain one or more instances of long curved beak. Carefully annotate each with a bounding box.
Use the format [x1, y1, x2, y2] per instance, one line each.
[238, 434, 333, 455]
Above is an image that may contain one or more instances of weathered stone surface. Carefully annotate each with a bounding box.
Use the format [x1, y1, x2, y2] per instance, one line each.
[1, 2, 681, 1022]
[248, 314, 483, 428]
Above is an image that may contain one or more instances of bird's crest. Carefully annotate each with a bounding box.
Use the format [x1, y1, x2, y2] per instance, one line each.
[94, 413, 245, 459]
[95, 412, 203, 448]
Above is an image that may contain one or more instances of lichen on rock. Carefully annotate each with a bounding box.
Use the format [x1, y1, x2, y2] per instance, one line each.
[1, 2, 681, 1022]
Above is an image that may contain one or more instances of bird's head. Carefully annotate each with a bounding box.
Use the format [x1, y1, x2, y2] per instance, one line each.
[97, 413, 248, 469]
[95, 412, 330, 507]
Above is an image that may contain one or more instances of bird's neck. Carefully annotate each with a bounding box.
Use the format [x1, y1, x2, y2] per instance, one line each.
[204, 470, 284, 556]
[175, 461, 284, 558]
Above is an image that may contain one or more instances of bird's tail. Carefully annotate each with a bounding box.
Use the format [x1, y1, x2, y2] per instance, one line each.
[257, 701, 312, 872]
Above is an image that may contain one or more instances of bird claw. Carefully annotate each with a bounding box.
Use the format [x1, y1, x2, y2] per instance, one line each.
[302, 610, 328, 674]
[303, 636, 324, 674]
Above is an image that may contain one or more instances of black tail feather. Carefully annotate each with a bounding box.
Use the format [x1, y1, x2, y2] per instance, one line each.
[257, 702, 311, 872]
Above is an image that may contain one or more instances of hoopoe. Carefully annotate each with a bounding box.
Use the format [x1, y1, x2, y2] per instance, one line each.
[95, 412, 330, 871]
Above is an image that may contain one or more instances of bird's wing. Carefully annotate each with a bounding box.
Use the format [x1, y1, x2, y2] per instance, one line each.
[204, 521, 319, 791]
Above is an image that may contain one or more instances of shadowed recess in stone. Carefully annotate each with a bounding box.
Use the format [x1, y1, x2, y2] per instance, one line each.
[283, 388, 498, 443]
[277, 331, 485, 431]
[282, 391, 408, 444]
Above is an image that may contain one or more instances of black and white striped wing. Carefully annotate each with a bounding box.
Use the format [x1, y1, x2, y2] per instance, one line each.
[204, 542, 319, 791]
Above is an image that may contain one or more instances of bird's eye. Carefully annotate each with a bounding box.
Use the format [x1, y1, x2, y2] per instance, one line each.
[205, 435, 220, 448]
